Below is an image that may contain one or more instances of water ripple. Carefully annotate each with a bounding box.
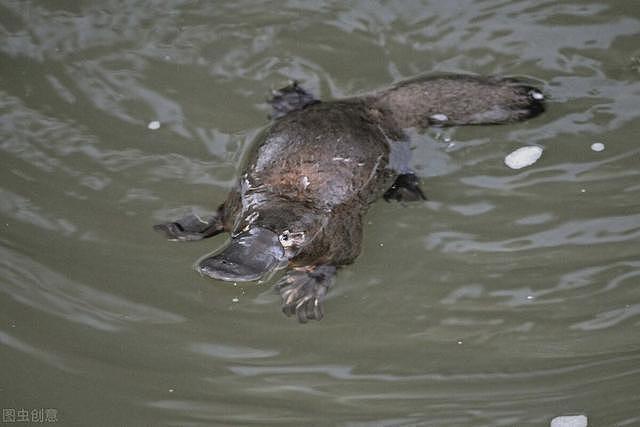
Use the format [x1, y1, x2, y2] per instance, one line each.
[0, 330, 76, 372]
[190, 342, 278, 359]
[426, 213, 640, 253]
[461, 149, 640, 191]
[0, 188, 77, 235]
[228, 352, 640, 382]
[0, 245, 185, 331]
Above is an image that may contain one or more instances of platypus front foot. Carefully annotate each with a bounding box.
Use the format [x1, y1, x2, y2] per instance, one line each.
[383, 173, 427, 202]
[276, 265, 336, 323]
[153, 212, 224, 241]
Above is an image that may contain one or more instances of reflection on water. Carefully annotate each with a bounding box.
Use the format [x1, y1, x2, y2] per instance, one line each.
[190, 342, 279, 360]
[0, 330, 75, 373]
[0, 246, 184, 331]
[427, 213, 640, 252]
[461, 149, 640, 190]
[1, 0, 640, 425]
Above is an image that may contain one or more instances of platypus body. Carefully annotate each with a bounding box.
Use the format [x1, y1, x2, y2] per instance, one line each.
[155, 74, 545, 322]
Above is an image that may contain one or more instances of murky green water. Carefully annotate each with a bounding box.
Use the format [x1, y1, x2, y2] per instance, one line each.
[1, 1, 639, 426]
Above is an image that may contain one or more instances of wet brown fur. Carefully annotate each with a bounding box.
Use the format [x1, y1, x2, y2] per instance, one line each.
[221, 75, 543, 270]
[157, 73, 545, 321]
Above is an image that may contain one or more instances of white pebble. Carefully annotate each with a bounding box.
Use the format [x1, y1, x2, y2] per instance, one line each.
[590, 142, 605, 152]
[550, 415, 588, 427]
[147, 120, 161, 130]
[505, 146, 543, 169]
[530, 90, 544, 100]
[232, 297, 239, 303]
[430, 113, 449, 123]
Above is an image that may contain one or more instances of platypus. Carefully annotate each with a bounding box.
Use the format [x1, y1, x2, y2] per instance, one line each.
[154, 74, 545, 322]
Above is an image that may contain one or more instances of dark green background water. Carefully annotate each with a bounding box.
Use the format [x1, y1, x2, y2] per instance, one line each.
[1, 1, 639, 426]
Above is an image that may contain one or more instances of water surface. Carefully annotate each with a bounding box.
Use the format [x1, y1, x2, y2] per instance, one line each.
[1, 1, 639, 426]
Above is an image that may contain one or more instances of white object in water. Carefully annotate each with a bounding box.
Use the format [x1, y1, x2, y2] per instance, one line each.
[147, 120, 161, 130]
[590, 142, 605, 152]
[504, 146, 543, 169]
[529, 89, 545, 100]
[550, 415, 588, 427]
[430, 113, 449, 123]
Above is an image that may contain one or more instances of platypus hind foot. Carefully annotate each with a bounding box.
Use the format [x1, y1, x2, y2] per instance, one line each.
[153, 212, 224, 241]
[268, 81, 319, 119]
[383, 173, 427, 202]
[276, 265, 336, 323]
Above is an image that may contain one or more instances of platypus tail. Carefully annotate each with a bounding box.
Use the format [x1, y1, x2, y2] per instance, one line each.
[372, 74, 545, 128]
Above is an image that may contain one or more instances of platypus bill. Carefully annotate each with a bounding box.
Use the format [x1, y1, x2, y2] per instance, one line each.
[154, 74, 545, 322]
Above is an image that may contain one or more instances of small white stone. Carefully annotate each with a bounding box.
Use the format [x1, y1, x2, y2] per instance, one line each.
[168, 388, 175, 393]
[232, 297, 239, 303]
[590, 142, 605, 152]
[505, 146, 543, 169]
[147, 120, 161, 130]
[550, 415, 588, 427]
[430, 113, 449, 122]
[530, 90, 544, 100]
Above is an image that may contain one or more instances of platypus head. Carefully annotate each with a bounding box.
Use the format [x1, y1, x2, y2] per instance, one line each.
[197, 201, 326, 282]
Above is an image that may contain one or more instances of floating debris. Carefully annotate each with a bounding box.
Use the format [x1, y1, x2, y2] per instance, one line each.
[430, 113, 449, 123]
[590, 142, 605, 152]
[505, 146, 543, 169]
[147, 120, 161, 130]
[529, 89, 545, 100]
[550, 415, 588, 427]
[232, 297, 239, 303]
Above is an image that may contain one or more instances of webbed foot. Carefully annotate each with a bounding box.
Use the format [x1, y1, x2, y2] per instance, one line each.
[383, 173, 427, 202]
[268, 81, 319, 119]
[276, 265, 336, 323]
[153, 212, 224, 241]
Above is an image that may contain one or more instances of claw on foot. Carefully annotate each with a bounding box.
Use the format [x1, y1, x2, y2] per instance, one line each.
[276, 265, 336, 323]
